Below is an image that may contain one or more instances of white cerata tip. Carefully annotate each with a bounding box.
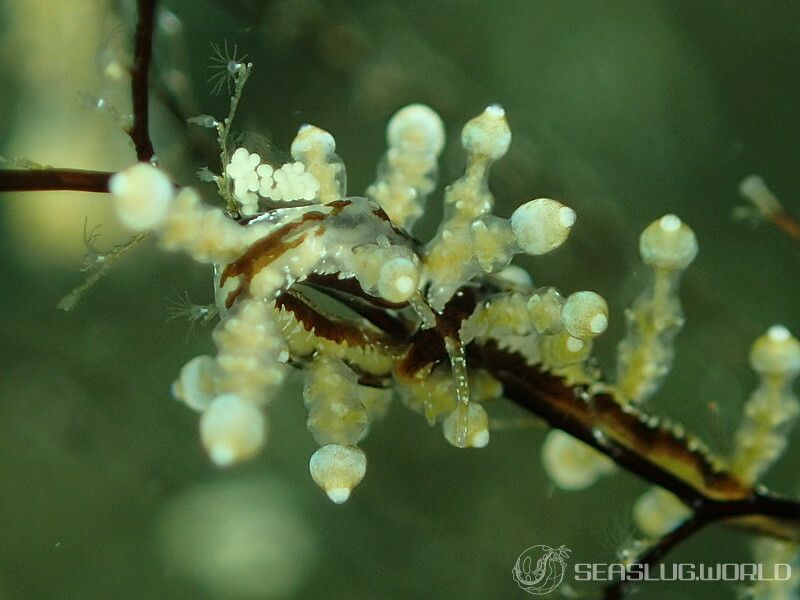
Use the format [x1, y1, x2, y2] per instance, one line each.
[326, 488, 351, 504]
[565, 336, 584, 353]
[461, 105, 512, 160]
[173, 355, 217, 412]
[484, 103, 506, 118]
[511, 198, 575, 255]
[309, 444, 367, 503]
[558, 206, 577, 228]
[590, 313, 609, 334]
[561, 290, 609, 340]
[541, 430, 615, 491]
[290, 124, 336, 158]
[659, 214, 682, 233]
[387, 104, 446, 156]
[471, 428, 490, 448]
[200, 394, 266, 467]
[378, 256, 419, 303]
[768, 324, 791, 342]
[639, 214, 698, 270]
[109, 163, 174, 231]
[442, 403, 490, 448]
[208, 444, 236, 467]
[750, 325, 800, 377]
[495, 265, 533, 287]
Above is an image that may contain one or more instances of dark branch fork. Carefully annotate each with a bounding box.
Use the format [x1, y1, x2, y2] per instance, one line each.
[1, 1, 799, 598]
[478, 342, 800, 598]
[0, 0, 156, 193]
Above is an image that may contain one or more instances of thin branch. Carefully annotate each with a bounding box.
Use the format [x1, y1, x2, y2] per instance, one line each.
[602, 494, 800, 599]
[128, 0, 157, 161]
[738, 175, 800, 247]
[602, 512, 710, 600]
[0, 169, 113, 193]
[769, 208, 800, 244]
[57, 232, 150, 311]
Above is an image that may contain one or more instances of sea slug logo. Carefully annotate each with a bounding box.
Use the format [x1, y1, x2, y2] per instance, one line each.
[512, 544, 571, 595]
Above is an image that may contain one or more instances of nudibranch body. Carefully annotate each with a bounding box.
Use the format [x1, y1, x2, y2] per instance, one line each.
[111, 100, 608, 503]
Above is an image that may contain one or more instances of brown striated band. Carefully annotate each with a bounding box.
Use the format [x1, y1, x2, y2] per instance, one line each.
[219, 212, 327, 307]
[275, 288, 398, 351]
[473, 340, 753, 504]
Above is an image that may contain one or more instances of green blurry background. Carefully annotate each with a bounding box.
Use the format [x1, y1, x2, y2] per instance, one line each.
[1, 1, 799, 598]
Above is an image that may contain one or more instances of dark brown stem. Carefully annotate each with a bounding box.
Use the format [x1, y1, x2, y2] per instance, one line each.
[0, 1, 158, 194]
[472, 341, 800, 598]
[0, 169, 112, 193]
[473, 341, 749, 505]
[129, 0, 157, 161]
